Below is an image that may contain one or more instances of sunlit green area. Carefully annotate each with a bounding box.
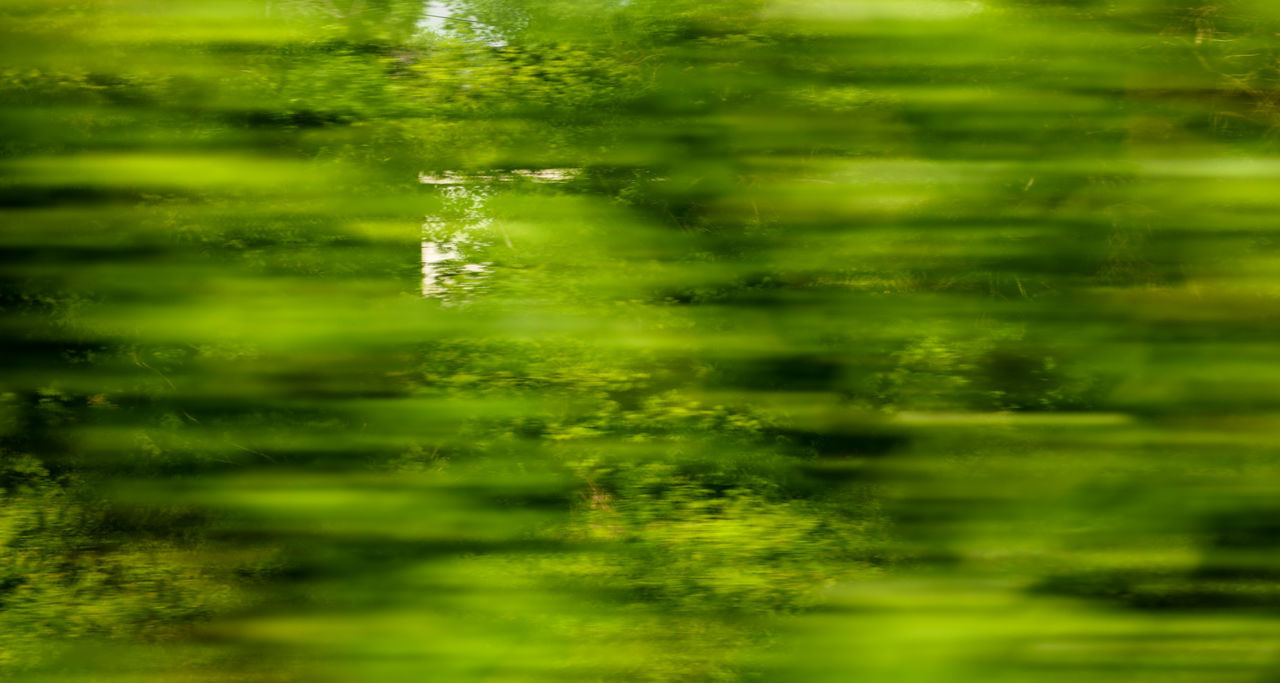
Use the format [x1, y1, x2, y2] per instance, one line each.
[5, 0, 1280, 680]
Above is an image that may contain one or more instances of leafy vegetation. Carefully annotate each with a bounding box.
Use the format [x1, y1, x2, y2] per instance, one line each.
[6, 0, 1280, 680]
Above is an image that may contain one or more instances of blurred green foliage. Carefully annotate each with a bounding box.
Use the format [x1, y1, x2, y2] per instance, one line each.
[6, 0, 1280, 680]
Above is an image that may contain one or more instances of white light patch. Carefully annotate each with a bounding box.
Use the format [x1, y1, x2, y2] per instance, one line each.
[764, 0, 985, 22]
